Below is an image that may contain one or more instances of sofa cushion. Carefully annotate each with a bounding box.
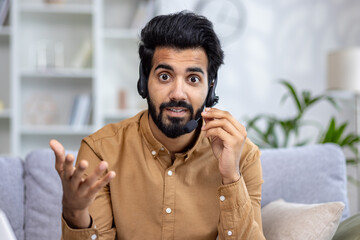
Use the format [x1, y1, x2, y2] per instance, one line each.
[262, 199, 344, 240]
[24, 149, 77, 240]
[0, 157, 24, 240]
[260, 143, 349, 220]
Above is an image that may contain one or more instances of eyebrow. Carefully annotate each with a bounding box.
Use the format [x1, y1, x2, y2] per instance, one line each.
[154, 64, 205, 75]
[186, 67, 204, 75]
[154, 64, 173, 72]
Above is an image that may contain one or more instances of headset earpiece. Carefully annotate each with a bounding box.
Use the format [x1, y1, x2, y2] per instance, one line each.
[137, 62, 148, 99]
[205, 74, 219, 107]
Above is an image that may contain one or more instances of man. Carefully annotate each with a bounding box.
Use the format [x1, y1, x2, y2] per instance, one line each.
[50, 11, 265, 240]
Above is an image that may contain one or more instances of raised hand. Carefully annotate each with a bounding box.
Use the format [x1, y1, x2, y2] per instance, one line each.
[49, 139, 116, 229]
[201, 108, 247, 185]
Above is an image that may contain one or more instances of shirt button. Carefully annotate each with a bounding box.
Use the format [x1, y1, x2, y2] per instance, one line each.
[168, 170, 173, 176]
[220, 195, 226, 202]
[91, 234, 97, 239]
[151, 150, 156, 156]
[160, 147, 165, 151]
[166, 208, 172, 214]
[227, 230, 233, 236]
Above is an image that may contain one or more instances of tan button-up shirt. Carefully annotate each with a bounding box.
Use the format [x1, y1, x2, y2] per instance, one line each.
[62, 110, 265, 240]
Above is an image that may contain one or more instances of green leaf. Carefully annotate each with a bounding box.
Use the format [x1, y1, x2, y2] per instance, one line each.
[346, 159, 358, 165]
[333, 122, 348, 143]
[321, 117, 336, 143]
[279, 80, 302, 114]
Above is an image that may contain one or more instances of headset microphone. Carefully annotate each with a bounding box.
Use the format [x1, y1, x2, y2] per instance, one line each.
[184, 118, 201, 134]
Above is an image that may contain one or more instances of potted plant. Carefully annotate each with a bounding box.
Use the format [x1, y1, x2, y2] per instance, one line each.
[246, 80, 360, 168]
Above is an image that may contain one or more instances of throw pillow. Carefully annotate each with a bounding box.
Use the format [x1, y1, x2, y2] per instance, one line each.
[332, 212, 360, 240]
[262, 199, 344, 240]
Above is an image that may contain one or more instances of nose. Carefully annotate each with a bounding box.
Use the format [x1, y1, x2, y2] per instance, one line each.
[168, 78, 187, 101]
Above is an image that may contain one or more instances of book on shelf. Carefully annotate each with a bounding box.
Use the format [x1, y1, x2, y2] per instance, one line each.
[69, 94, 92, 128]
[0, 0, 10, 27]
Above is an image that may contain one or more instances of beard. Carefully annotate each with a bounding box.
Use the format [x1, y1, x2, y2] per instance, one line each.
[147, 97, 204, 138]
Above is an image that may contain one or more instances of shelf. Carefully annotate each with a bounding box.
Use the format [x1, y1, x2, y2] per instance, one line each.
[21, 125, 94, 135]
[20, 3, 93, 15]
[21, 69, 94, 79]
[0, 109, 11, 119]
[103, 28, 139, 39]
[0, 27, 11, 36]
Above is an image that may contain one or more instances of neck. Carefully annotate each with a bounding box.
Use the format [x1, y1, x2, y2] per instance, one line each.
[148, 114, 199, 157]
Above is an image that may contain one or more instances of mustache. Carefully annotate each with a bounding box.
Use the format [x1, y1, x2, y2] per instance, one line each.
[160, 100, 194, 115]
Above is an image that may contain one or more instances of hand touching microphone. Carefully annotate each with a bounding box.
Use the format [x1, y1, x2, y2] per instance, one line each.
[201, 108, 247, 185]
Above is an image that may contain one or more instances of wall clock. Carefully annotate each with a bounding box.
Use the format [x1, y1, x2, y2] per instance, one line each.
[195, 0, 247, 45]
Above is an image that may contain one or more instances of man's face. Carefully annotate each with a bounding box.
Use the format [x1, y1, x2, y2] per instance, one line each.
[147, 47, 209, 138]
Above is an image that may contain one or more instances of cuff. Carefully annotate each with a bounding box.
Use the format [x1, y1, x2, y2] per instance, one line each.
[217, 175, 251, 211]
[61, 215, 99, 240]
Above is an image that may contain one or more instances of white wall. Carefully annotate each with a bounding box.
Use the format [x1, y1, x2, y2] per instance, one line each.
[158, 0, 360, 215]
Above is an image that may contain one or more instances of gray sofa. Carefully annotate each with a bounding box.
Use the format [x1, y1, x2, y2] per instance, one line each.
[0, 143, 349, 240]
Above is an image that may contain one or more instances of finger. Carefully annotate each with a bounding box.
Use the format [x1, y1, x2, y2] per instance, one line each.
[202, 118, 240, 137]
[70, 160, 89, 189]
[87, 171, 116, 197]
[202, 108, 243, 132]
[205, 127, 233, 145]
[79, 161, 109, 192]
[49, 139, 66, 175]
[63, 153, 76, 180]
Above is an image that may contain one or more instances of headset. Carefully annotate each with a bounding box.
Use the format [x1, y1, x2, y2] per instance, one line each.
[137, 62, 219, 107]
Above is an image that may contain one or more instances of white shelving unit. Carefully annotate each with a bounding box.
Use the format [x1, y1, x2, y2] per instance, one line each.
[11, 0, 96, 156]
[0, 0, 157, 157]
[0, 9, 12, 156]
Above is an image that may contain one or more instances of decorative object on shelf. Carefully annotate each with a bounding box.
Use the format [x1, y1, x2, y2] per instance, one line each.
[35, 40, 65, 70]
[0, 0, 10, 27]
[327, 47, 360, 206]
[195, 0, 247, 45]
[23, 93, 58, 126]
[72, 40, 92, 69]
[117, 89, 127, 110]
[69, 94, 92, 127]
[54, 42, 65, 69]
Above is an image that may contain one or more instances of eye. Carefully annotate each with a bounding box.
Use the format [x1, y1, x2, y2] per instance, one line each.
[189, 75, 200, 84]
[159, 73, 170, 81]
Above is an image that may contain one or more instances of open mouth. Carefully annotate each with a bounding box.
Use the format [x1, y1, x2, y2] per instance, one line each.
[169, 108, 186, 112]
[166, 107, 188, 116]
